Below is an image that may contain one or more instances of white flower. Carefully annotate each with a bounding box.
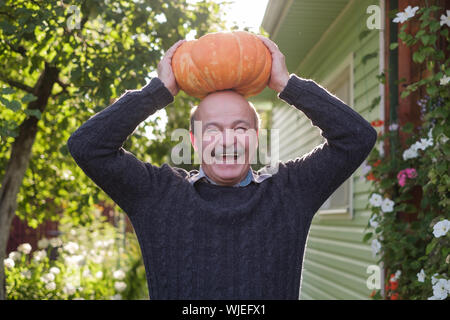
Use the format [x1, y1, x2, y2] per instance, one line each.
[63, 242, 79, 255]
[440, 10, 450, 27]
[371, 239, 382, 257]
[393, 270, 402, 281]
[404, 6, 419, 19]
[64, 255, 85, 267]
[50, 267, 60, 275]
[114, 281, 127, 292]
[49, 237, 63, 247]
[63, 284, 76, 296]
[4, 258, 15, 269]
[110, 294, 122, 300]
[33, 250, 47, 262]
[45, 282, 56, 291]
[428, 295, 440, 300]
[91, 253, 104, 264]
[432, 219, 450, 238]
[361, 161, 372, 175]
[38, 238, 49, 249]
[440, 75, 450, 85]
[113, 270, 126, 280]
[417, 138, 433, 150]
[17, 243, 32, 255]
[417, 269, 426, 282]
[21, 269, 32, 279]
[82, 269, 91, 278]
[95, 271, 103, 279]
[381, 198, 395, 213]
[369, 193, 383, 207]
[431, 273, 439, 285]
[403, 147, 418, 160]
[369, 215, 379, 229]
[378, 141, 384, 157]
[393, 11, 409, 23]
[428, 127, 434, 139]
[432, 279, 449, 300]
[389, 123, 399, 131]
[40, 272, 55, 283]
[8, 251, 21, 261]
[393, 6, 419, 23]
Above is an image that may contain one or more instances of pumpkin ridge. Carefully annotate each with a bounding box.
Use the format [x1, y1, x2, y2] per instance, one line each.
[231, 32, 243, 91]
[236, 38, 271, 96]
[188, 45, 217, 94]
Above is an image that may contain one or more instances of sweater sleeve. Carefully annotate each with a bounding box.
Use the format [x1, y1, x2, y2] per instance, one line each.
[278, 74, 377, 215]
[67, 77, 174, 216]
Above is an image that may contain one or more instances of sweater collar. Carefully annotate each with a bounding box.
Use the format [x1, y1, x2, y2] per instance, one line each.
[188, 165, 272, 187]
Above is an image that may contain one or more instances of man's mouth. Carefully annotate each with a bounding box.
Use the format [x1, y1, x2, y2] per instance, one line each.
[212, 151, 243, 163]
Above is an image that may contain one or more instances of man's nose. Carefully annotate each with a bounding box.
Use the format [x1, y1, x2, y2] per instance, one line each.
[222, 128, 236, 147]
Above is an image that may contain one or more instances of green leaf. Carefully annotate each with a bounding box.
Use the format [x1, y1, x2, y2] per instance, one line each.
[5, 100, 21, 112]
[426, 85, 438, 96]
[390, 42, 399, 50]
[363, 232, 373, 243]
[0, 87, 15, 95]
[402, 122, 414, 133]
[425, 240, 436, 255]
[21, 93, 38, 103]
[413, 51, 425, 63]
[23, 109, 41, 119]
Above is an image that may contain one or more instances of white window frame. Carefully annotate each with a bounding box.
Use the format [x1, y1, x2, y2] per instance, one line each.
[317, 52, 354, 220]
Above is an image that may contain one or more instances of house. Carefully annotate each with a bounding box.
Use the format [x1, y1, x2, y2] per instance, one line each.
[251, 0, 387, 299]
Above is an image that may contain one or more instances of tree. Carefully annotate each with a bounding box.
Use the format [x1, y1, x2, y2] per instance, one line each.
[0, 0, 226, 299]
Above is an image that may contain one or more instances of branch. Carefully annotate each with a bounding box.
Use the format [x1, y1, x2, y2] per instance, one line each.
[52, 78, 70, 97]
[0, 73, 34, 93]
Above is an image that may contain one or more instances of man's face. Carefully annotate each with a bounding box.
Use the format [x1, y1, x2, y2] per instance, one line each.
[190, 90, 259, 186]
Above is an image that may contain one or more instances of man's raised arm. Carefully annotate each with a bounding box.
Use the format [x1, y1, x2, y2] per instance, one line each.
[67, 40, 186, 216]
[258, 35, 377, 216]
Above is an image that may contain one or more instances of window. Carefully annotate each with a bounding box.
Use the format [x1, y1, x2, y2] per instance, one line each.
[317, 53, 354, 220]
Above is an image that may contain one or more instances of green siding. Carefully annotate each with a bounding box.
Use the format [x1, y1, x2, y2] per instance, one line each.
[270, 0, 381, 299]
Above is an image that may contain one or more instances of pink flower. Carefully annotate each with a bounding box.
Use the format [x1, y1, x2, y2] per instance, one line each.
[397, 168, 417, 187]
[405, 168, 417, 178]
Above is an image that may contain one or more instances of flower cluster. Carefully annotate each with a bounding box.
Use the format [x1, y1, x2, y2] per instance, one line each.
[402, 128, 434, 161]
[363, 3, 448, 301]
[386, 270, 402, 300]
[369, 193, 395, 213]
[3, 211, 148, 300]
[397, 168, 417, 187]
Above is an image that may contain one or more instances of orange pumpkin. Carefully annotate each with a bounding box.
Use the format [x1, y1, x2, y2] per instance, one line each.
[171, 31, 272, 99]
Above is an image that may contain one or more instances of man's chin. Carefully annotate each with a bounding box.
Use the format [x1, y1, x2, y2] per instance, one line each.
[208, 162, 248, 181]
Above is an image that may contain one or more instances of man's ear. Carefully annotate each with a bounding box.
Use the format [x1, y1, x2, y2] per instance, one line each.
[190, 130, 198, 152]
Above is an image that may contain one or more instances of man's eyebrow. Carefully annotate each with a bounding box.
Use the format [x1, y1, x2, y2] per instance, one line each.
[204, 120, 251, 127]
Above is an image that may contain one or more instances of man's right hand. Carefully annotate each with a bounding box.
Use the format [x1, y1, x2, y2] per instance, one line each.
[157, 39, 186, 96]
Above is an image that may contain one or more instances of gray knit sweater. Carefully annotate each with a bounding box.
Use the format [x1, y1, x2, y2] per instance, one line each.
[67, 74, 377, 299]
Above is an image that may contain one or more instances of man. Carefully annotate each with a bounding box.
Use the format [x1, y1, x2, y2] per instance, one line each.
[67, 36, 377, 299]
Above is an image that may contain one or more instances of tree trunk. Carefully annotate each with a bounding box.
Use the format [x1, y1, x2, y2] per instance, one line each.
[0, 63, 59, 300]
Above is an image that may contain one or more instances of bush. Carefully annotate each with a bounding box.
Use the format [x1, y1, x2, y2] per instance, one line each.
[4, 208, 148, 300]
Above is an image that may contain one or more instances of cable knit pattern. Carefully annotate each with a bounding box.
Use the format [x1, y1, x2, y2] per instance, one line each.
[67, 74, 377, 300]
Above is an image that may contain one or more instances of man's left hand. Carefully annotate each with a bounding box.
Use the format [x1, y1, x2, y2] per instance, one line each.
[257, 35, 290, 94]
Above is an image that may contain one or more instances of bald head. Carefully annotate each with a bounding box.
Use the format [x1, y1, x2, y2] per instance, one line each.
[190, 90, 261, 134]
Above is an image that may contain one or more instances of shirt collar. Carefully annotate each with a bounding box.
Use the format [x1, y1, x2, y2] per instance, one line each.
[188, 165, 272, 187]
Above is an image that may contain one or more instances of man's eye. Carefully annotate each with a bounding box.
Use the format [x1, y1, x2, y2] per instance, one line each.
[235, 127, 247, 132]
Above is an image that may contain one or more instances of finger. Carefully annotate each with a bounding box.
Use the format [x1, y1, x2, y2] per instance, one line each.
[256, 35, 279, 54]
[167, 39, 187, 56]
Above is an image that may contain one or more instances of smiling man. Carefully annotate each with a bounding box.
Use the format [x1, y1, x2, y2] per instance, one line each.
[188, 90, 261, 187]
[67, 36, 377, 300]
